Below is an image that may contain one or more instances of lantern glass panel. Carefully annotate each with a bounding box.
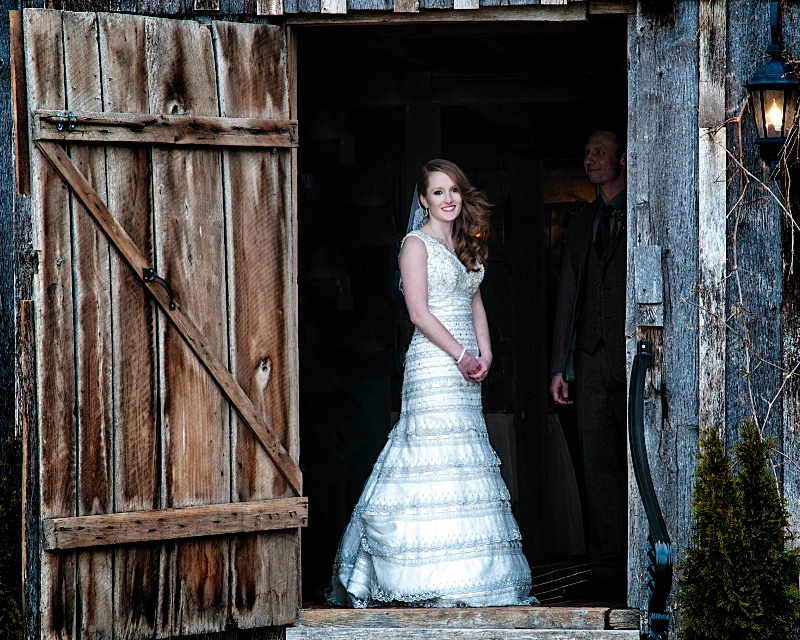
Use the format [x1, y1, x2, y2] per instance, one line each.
[753, 90, 766, 138]
[763, 89, 786, 137]
[784, 89, 800, 134]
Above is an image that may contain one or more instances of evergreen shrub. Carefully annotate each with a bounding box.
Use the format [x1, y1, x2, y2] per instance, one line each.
[676, 420, 800, 640]
[0, 436, 22, 640]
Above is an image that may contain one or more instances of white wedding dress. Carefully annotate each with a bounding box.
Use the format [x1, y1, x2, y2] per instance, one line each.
[326, 231, 535, 608]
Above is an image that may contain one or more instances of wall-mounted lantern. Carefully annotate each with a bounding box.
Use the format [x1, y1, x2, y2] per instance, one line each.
[746, 1, 800, 171]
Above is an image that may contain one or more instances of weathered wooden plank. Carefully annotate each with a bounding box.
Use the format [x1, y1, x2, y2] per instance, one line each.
[213, 20, 300, 628]
[782, 2, 800, 538]
[295, 606, 623, 630]
[24, 10, 77, 640]
[627, 1, 700, 616]
[257, 0, 285, 15]
[285, 3, 587, 23]
[322, 0, 348, 13]
[588, 0, 633, 13]
[453, 0, 479, 10]
[393, 0, 419, 12]
[63, 11, 115, 638]
[145, 16, 229, 636]
[782, 272, 800, 540]
[697, 126, 726, 431]
[697, 0, 726, 436]
[286, 629, 639, 640]
[633, 245, 663, 327]
[33, 110, 299, 148]
[608, 609, 640, 630]
[19, 298, 41, 640]
[34, 141, 302, 497]
[43, 497, 309, 550]
[96, 12, 162, 639]
[0, 9, 18, 449]
[725, 0, 783, 445]
[10, 11, 30, 195]
[774, 4, 800, 536]
[194, 0, 221, 9]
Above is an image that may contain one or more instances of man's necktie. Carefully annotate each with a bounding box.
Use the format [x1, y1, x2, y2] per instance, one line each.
[595, 204, 613, 258]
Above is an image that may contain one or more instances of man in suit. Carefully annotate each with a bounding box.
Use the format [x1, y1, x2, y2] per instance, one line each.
[550, 130, 628, 595]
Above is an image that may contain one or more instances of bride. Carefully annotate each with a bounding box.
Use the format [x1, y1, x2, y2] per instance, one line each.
[326, 159, 535, 608]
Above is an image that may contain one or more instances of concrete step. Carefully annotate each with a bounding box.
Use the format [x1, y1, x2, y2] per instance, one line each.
[286, 606, 641, 640]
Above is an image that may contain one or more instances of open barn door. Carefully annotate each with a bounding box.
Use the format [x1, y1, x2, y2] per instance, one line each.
[16, 9, 303, 638]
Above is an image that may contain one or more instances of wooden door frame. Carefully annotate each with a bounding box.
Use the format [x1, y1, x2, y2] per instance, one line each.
[286, 9, 639, 611]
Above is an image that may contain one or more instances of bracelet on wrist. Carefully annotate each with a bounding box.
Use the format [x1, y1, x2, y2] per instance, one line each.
[455, 347, 467, 364]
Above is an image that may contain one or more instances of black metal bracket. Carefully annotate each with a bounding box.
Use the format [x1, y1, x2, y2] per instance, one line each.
[628, 339, 672, 640]
[142, 267, 176, 310]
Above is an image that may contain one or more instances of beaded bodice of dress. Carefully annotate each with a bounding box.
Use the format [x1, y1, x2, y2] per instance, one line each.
[403, 230, 483, 317]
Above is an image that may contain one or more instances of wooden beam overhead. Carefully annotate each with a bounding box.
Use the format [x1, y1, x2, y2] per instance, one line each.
[286, 3, 587, 25]
[588, 0, 635, 14]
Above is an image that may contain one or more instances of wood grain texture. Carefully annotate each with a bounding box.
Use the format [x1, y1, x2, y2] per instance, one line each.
[697, 125, 726, 432]
[633, 245, 663, 327]
[588, 1, 634, 14]
[295, 606, 630, 630]
[286, 629, 639, 640]
[626, 2, 700, 617]
[393, 0, 419, 12]
[213, 20, 300, 628]
[43, 497, 308, 550]
[145, 16, 229, 636]
[35, 140, 302, 495]
[697, 0, 726, 437]
[63, 11, 115, 638]
[19, 298, 41, 640]
[24, 10, 77, 640]
[10, 11, 30, 195]
[257, 0, 286, 15]
[24, 10, 303, 639]
[96, 12, 162, 638]
[782, 2, 800, 538]
[33, 110, 299, 148]
[321, 0, 347, 13]
[725, 0, 783, 447]
[285, 3, 585, 23]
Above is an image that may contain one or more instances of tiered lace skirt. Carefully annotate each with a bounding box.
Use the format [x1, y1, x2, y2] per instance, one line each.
[326, 301, 535, 608]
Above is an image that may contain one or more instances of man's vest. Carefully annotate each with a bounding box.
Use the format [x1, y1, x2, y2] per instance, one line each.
[574, 228, 627, 381]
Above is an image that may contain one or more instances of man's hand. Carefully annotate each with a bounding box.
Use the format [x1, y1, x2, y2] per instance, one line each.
[550, 374, 574, 406]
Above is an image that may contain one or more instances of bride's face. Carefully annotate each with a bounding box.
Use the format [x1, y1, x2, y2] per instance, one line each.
[420, 171, 462, 224]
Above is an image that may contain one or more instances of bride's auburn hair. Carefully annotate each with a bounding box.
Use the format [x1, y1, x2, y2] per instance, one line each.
[418, 159, 491, 272]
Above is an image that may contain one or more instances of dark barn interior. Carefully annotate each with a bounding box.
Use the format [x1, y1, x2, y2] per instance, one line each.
[294, 18, 628, 603]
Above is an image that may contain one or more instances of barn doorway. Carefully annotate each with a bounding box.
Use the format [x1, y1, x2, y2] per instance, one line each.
[294, 18, 628, 604]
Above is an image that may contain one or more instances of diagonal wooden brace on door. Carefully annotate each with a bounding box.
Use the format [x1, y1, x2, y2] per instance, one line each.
[36, 140, 302, 496]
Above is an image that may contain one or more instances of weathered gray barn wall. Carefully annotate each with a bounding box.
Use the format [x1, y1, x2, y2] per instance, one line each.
[628, 0, 800, 626]
[725, 0, 785, 462]
[626, 0, 700, 614]
[712, 0, 800, 558]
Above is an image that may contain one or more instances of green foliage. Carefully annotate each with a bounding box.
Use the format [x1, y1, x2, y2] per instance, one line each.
[0, 437, 23, 640]
[677, 421, 800, 640]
